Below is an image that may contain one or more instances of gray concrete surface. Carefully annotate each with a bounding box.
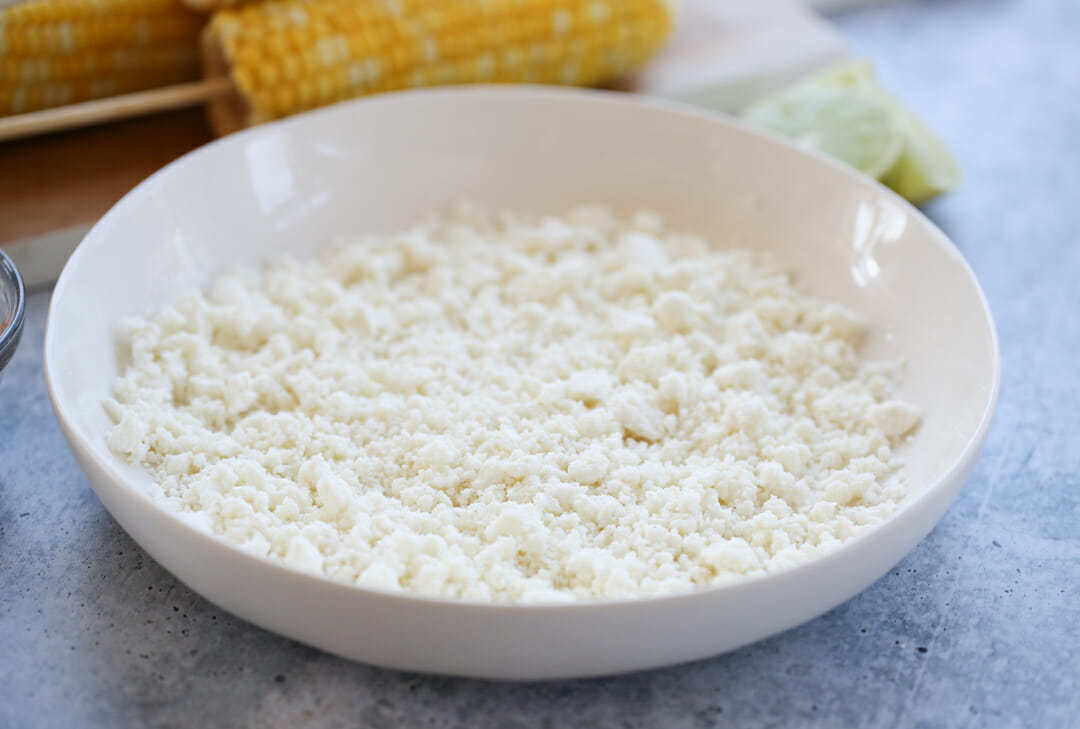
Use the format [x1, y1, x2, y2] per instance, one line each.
[1, 1, 1077, 726]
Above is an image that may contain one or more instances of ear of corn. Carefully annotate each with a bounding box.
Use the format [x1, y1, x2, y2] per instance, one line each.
[204, 0, 675, 135]
[0, 0, 204, 115]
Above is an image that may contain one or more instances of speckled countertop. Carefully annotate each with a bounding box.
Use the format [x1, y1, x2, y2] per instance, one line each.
[2, 2, 1077, 727]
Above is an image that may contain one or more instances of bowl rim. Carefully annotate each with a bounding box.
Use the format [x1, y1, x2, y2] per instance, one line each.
[0, 248, 26, 373]
[43, 85, 1002, 612]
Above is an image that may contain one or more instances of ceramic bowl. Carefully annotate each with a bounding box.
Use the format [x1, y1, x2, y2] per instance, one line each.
[44, 87, 999, 680]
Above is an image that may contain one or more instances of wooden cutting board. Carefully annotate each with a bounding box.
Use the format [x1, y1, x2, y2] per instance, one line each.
[0, 110, 213, 285]
[0, 0, 845, 287]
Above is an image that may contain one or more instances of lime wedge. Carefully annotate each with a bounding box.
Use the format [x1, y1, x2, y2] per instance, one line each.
[740, 60, 961, 204]
[742, 84, 904, 180]
[811, 60, 962, 204]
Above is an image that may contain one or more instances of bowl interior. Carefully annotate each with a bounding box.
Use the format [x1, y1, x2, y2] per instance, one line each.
[47, 88, 996, 511]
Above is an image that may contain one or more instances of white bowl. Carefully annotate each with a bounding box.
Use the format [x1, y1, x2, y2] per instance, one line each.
[44, 87, 999, 681]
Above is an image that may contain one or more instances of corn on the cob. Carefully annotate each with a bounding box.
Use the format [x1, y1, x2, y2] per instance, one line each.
[204, 0, 675, 134]
[0, 0, 204, 115]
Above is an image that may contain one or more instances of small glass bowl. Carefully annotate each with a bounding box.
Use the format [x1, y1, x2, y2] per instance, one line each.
[0, 249, 25, 381]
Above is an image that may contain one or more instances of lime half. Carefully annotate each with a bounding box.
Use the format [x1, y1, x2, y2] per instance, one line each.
[740, 60, 961, 204]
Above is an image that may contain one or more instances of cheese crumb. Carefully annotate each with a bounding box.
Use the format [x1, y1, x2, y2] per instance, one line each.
[105, 205, 919, 603]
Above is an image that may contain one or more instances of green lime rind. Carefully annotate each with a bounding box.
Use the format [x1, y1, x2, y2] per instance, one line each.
[877, 106, 962, 205]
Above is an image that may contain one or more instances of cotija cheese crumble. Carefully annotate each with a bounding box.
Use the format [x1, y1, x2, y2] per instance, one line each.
[105, 204, 920, 602]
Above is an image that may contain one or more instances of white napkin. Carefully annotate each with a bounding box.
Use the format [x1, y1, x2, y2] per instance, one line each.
[624, 0, 848, 112]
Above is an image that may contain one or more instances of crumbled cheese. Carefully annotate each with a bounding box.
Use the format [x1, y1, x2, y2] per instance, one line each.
[105, 204, 920, 603]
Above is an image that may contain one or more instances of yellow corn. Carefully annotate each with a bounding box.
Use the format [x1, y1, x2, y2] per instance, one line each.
[204, 0, 675, 134]
[0, 0, 204, 115]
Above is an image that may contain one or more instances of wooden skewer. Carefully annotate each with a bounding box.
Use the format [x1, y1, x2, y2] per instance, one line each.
[0, 77, 233, 143]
